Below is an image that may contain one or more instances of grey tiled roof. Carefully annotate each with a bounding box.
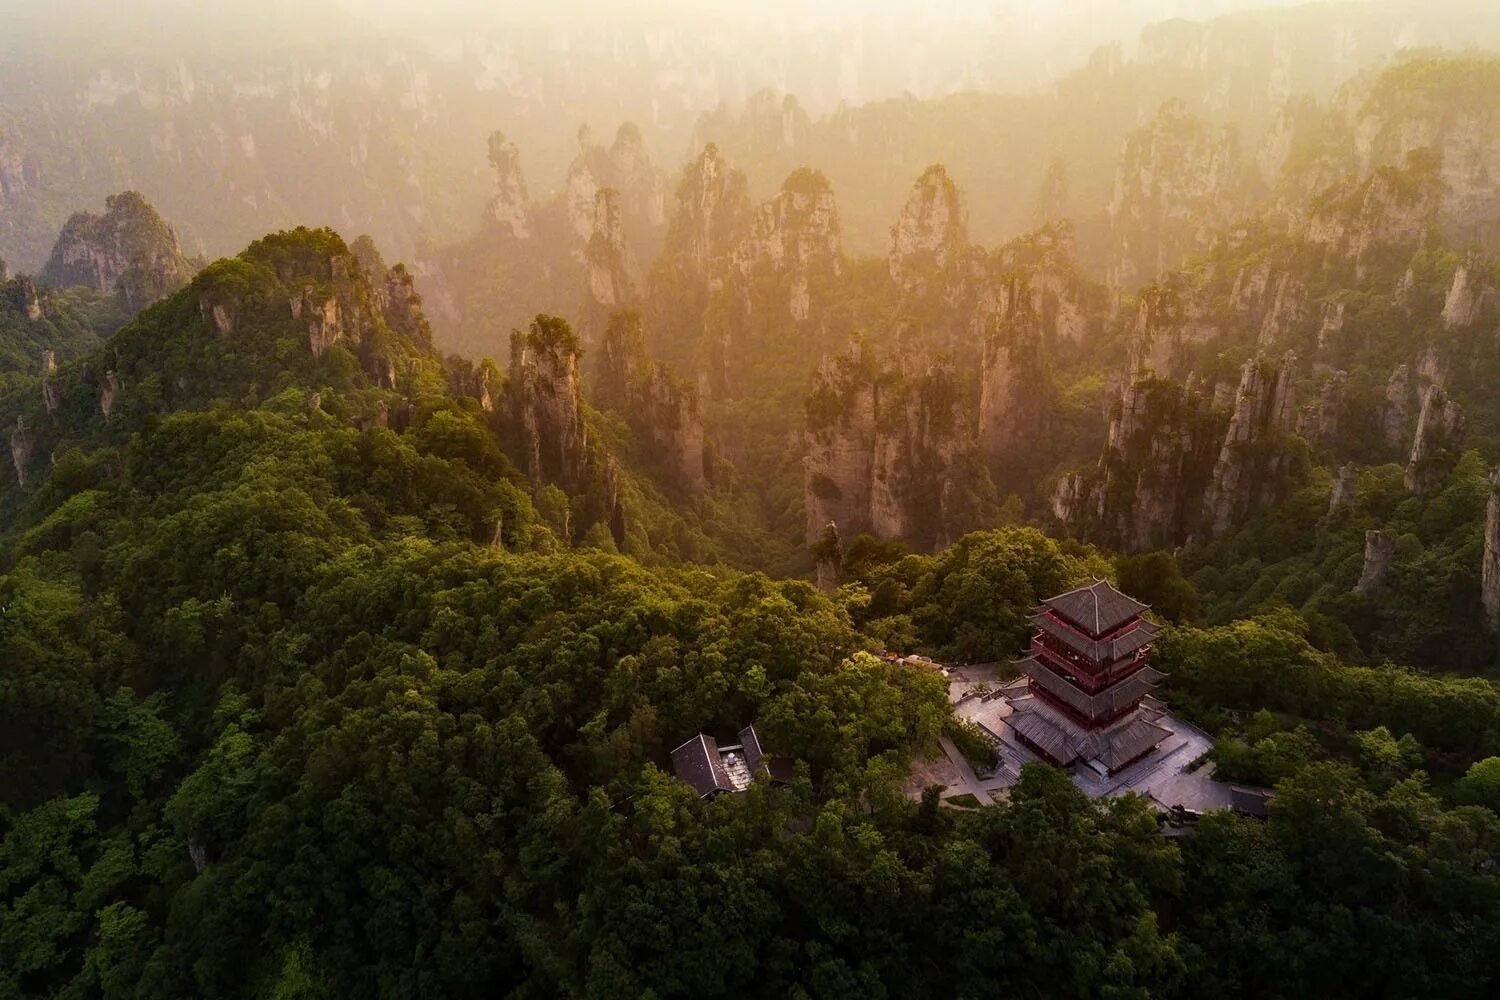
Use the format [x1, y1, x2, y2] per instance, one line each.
[670, 725, 789, 797]
[1015, 657, 1164, 721]
[1038, 579, 1149, 637]
[739, 725, 764, 774]
[1008, 697, 1172, 771]
[670, 734, 735, 797]
[1032, 613, 1158, 662]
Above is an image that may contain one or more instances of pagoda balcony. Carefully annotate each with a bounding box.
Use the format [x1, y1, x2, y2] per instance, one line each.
[1028, 637, 1152, 693]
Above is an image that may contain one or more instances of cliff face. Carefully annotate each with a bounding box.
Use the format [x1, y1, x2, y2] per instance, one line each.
[40, 192, 193, 310]
[278, 245, 424, 382]
[732, 167, 843, 322]
[1128, 274, 1217, 379]
[1306, 152, 1441, 278]
[1054, 350, 1302, 551]
[1442, 253, 1494, 329]
[661, 143, 751, 278]
[977, 282, 1052, 490]
[499, 315, 624, 545]
[9, 417, 35, 489]
[506, 318, 587, 490]
[578, 188, 640, 349]
[1355, 56, 1500, 245]
[1297, 369, 1346, 450]
[1051, 371, 1224, 552]
[1354, 530, 1396, 595]
[803, 340, 979, 549]
[889, 165, 1100, 359]
[1106, 99, 1244, 290]
[423, 124, 670, 357]
[564, 123, 666, 265]
[888, 165, 966, 293]
[651, 159, 847, 396]
[486, 132, 531, 240]
[1201, 351, 1299, 538]
[1404, 384, 1466, 494]
[597, 311, 707, 495]
[1485, 468, 1500, 634]
[1381, 364, 1412, 453]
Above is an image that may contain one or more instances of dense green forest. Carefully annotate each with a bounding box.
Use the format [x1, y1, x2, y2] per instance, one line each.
[8, 8, 1500, 997]
[2, 224, 1499, 998]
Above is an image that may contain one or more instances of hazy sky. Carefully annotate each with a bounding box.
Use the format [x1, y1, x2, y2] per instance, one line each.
[0, 0, 1392, 107]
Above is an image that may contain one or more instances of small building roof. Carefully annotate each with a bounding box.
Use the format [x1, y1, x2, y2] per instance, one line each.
[738, 725, 765, 775]
[1229, 784, 1274, 818]
[1037, 579, 1149, 637]
[670, 724, 788, 797]
[670, 733, 736, 797]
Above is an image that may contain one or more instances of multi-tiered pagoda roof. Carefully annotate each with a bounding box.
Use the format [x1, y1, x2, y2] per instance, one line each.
[1003, 579, 1171, 773]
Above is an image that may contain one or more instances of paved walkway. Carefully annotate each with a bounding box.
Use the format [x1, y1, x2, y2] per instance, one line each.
[937, 735, 986, 801]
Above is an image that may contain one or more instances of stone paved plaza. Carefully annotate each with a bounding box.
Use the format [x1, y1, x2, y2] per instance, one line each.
[907, 663, 1234, 813]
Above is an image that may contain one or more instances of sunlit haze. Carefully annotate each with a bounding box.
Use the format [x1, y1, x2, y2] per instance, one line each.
[5, 2, 1500, 996]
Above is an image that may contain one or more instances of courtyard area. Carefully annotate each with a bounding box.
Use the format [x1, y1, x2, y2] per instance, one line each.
[905, 662, 1235, 813]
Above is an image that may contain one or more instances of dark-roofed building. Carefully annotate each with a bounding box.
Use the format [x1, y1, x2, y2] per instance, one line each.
[670, 725, 788, 798]
[1002, 579, 1170, 774]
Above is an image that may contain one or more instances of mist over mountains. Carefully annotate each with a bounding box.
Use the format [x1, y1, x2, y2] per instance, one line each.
[9, 3, 1500, 997]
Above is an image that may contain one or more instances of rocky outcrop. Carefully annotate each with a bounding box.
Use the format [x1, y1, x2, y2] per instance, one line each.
[584, 188, 637, 313]
[199, 296, 236, 336]
[1106, 99, 1243, 289]
[804, 345, 877, 544]
[40, 191, 192, 309]
[1329, 462, 1358, 514]
[1230, 261, 1275, 320]
[889, 165, 966, 292]
[378, 264, 432, 350]
[1485, 468, 1500, 633]
[1051, 370, 1224, 553]
[661, 143, 751, 278]
[41, 350, 59, 415]
[1307, 153, 1441, 278]
[978, 282, 1051, 489]
[564, 123, 666, 254]
[733, 168, 843, 322]
[1297, 370, 1345, 450]
[1258, 272, 1309, 347]
[1442, 253, 1491, 329]
[16, 276, 42, 321]
[1355, 58, 1500, 244]
[1317, 300, 1346, 353]
[445, 358, 498, 413]
[506, 317, 587, 490]
[99, 371, 120, 419]
[1124, 272, 1220, 380]
[1381, 364, 1412, 452]
[296, 288, 345, 358]
[1354, 530, 1396, 595]
[486, 131, 530, 239]
[597, 311, 707, 495]
[9, 417, 35, 487]
[1404, 384, 1466, 494]
[268, 248, 415, 384]
[813, 521, 843, 592]
[804, 340, 974, 549]
[1201, 352, 1299, 539]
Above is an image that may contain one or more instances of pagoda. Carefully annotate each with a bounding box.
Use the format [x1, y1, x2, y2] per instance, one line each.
[1001, 579, 1171, 774]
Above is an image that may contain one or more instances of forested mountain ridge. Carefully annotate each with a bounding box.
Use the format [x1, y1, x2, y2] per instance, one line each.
[6, 273, 1500, 992]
